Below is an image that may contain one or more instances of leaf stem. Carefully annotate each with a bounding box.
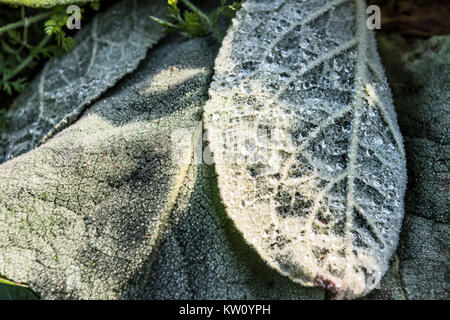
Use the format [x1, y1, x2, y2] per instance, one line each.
[0, 277, 29, 288]
[3, 34, 52, 82]
[0, 11, 53, 35]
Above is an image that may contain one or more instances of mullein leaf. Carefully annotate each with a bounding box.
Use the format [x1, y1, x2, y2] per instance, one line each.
[204, 0, 407, 299]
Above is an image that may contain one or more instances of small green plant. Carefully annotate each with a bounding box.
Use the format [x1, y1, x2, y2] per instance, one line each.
[150, 0, 241, 42]
[0, 2, 100, 96]
[44, 6, 79, 52]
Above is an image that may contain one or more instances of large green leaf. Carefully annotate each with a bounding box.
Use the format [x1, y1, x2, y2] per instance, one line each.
[204, 0, 406, 299]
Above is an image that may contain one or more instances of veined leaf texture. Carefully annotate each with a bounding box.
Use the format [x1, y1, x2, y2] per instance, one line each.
[0, 35, 220, 299]
[0, 0, 167, 163]
[204, 0, 407, 299]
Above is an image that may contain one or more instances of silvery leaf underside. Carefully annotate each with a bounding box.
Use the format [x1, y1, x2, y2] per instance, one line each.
[205, 0, 407, 299]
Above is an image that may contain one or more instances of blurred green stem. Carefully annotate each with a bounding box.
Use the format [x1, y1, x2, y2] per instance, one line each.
[0, 11, 53, 35]
[3, 34, 51, 82]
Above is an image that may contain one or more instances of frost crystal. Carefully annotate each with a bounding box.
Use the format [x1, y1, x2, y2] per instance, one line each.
[205, 0, 407, 299]
[0, 0, 167, 163]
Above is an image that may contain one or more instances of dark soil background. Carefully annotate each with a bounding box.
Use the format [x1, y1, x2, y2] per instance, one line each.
[369, 0, 450, 37]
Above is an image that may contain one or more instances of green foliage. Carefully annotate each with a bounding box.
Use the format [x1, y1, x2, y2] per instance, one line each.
[0, 2, 101, 97]
[150, 0, 241, 41]
[210, 0, 241, 27]
[90, 1, 100, 11]
[44, 6, 80, 52]
[0, 278, 38, 300]
[151, 0, 208, 38]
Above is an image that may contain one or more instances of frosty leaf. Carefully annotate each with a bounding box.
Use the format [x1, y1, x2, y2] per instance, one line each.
[0, 0, 167, 163]
[0, 32, 322, 299]
[204, 0, 407, 299]
[0, 34, 215, 299]
[141, 149, 323, 300]
[371, 35, 450, 300]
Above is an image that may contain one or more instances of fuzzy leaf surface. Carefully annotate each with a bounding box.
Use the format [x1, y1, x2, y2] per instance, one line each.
[204, 0, 407, 299]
